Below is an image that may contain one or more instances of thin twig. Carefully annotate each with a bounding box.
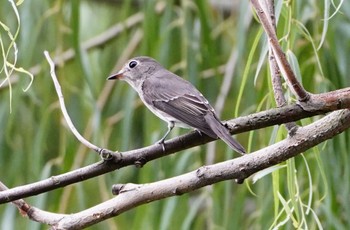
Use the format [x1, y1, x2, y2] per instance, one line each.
[57, 30, 144, 213]
[266, 0, 285, 107]
[251, 0, 310, 102]
[264, 0, 297, 131]
[44, 51, 115, 157]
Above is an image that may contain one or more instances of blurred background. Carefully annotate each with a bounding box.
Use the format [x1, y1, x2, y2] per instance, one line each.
[0, 0, 349, 229]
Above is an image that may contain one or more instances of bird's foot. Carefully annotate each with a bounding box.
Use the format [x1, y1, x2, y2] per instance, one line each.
[195, 129, 203, 136]
[156, 139, 166, 152]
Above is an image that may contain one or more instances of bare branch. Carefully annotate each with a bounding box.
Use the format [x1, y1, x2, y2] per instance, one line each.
[300, 88, 350, 112]
[28, 109, 350, 229]
[2, 95, 350, 204]
[44, 51, 115, 158]
[265, 0, 284, 106]
[262, 0, 298, 131]
[251, 0, 310, 102]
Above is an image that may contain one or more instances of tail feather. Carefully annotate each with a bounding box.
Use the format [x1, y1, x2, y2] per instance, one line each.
[204, 114, 246, 155]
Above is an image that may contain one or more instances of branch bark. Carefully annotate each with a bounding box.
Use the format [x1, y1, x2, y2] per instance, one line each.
[263, 0, 298, 131]
[1, 97, 349, 204]
[23, 109, 350, 229]
[251, 0, 310, 102]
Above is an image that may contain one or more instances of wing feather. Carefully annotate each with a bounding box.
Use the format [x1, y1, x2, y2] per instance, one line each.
[142, 70, 226, 138]
[152, 95, 218, 138]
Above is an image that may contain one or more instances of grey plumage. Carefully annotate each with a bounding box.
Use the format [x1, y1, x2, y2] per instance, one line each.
[108, 56, 245, 154]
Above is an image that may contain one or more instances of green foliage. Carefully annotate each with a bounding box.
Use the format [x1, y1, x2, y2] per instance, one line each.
[0, 0, 349, 229]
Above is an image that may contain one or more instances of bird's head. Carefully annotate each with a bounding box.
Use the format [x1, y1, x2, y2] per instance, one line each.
[107, 56, 160, 88]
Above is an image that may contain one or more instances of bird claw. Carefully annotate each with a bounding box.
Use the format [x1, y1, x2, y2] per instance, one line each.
[195, 129, 203, 136]
[156, 140, 166, 152]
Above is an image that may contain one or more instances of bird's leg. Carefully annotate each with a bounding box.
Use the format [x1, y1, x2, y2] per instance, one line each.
[157, 121, 175, 147]
[195, 129, 203, 136]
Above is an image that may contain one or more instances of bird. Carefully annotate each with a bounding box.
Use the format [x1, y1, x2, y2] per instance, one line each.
[107, 56, 245, 155]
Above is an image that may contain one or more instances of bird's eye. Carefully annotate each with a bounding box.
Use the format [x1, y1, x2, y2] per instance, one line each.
[128, 60, 138, 69]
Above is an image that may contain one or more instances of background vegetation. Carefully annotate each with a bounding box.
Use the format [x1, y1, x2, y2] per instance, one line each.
[0, 0, 349, 229]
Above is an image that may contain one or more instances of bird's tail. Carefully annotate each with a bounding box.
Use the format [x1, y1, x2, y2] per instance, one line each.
[205, 114, 246, 155]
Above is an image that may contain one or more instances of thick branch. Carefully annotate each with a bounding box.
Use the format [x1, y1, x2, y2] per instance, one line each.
[44, 109, 350, 229]
[0, 98, 349, 203]
[301, 89, 350, 111]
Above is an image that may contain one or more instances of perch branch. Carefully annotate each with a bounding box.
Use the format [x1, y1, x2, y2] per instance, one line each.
[28, 109, 350, 229]
[1, 95, 350, 203]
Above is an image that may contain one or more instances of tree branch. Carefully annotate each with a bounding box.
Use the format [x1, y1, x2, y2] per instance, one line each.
[44, 51, 115, 159]
[263, 0, 298, 131]
[251, 0, 310, 102]
[28, 109, 350, 229]
[1, 97, 349, 203]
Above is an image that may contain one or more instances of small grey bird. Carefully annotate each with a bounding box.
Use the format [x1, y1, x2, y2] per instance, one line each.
[107, 56, 245, 154]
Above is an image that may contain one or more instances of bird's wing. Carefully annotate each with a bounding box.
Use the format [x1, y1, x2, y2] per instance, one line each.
[152, 94, 218, 138]
[142, 73, 219, 138]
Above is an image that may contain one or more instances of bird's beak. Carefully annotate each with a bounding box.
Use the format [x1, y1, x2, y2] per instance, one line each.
[107, 70, 124, 80]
